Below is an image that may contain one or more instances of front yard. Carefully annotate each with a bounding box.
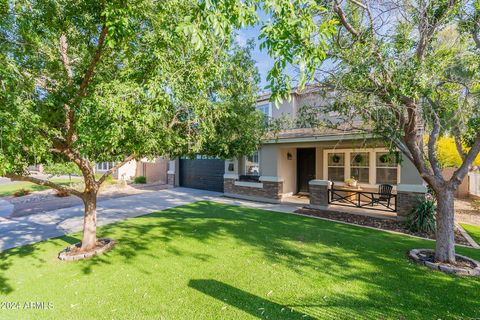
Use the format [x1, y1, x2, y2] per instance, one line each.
[0, 178, 82, 197]
[0, 201, 479, 319]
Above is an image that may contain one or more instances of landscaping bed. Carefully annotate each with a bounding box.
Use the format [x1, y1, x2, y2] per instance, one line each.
[296, 207, 471, 246]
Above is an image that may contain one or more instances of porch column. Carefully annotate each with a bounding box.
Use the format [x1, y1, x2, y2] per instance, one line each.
[309, 180, 331, 209]
[396, 184, 427, 218]
[167, 159, 176, 186]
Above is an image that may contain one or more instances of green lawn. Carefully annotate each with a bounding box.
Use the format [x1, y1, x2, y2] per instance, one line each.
[0, 177, 82, 197]
[0, 202, 479, 319]
[461, 223, 480, 245]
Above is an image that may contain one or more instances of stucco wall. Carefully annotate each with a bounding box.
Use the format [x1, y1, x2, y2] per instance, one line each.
[399, 157, 423, 185]
[277, 147, 297, 194]
[117, 160, 138, 181]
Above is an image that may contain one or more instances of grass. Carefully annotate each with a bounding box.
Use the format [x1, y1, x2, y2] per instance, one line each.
[0, 177, 83, 197]
[461, 223, 480, 245]
[0, 202, 479, 319]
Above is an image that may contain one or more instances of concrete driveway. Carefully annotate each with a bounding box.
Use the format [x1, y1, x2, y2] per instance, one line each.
[0, 187, 300, 252]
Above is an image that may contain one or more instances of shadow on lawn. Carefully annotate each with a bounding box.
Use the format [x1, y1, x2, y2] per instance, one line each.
[86, 201, 480, 318]
[1, 201, 479, 318]
[189, 279, 314, 319]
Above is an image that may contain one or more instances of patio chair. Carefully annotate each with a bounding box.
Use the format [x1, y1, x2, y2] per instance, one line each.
[372, 184, 394, 208]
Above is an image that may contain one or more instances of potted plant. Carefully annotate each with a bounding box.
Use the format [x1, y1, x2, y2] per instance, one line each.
[332, 154, 341, 163]
[345, 178, 358, 187]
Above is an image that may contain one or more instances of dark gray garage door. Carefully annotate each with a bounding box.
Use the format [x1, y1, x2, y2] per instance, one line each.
[179, 158, 224, 192]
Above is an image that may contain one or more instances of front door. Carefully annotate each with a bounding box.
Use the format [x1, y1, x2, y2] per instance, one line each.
[297, 148, 316, 193]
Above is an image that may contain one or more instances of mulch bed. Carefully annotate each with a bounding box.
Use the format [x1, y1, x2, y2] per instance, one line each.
[296, 207, 471, 247]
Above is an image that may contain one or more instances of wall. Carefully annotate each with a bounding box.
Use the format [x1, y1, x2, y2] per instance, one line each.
[277, 147, 297, 194]
[400, 158, 424, 185]
[117, 160, 138, 181]
[442, 167, 469, 198]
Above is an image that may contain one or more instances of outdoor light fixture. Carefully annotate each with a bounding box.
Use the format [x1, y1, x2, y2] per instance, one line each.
[287, 152, 292, 160]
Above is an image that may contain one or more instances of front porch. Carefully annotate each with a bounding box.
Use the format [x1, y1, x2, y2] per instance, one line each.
[282, 192, 398, 220]
[223, 139, 427, 219]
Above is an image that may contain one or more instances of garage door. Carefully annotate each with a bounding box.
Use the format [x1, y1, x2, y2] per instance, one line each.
[179, 157, 224, 192]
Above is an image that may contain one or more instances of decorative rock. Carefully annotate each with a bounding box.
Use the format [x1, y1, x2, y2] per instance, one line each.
[408, 248, 480, 277]
[58, 238, 116, 261]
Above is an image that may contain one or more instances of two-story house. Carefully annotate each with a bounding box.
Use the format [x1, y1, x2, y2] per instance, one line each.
[167, 86, 427, 218]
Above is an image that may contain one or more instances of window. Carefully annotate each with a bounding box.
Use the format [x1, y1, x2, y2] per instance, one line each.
[245, 151, 260, 176]
[96, 162, 115, 171]
[376, 152, 399, 185]
[257, 103, 270, 118]
[327, 153, 345, 182]
[350, 152, 369, 183]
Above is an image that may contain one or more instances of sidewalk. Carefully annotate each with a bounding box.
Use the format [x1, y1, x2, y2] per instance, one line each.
[0, 188, 301, 252]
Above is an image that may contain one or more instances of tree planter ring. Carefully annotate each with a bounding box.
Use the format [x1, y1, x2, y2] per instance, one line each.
[408, 249, 480, 277]
[58, 238, 116, 261]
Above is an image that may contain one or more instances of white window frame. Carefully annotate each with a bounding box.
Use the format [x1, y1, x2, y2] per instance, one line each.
[96, 162, 116, 172]
[256, 102, 272, 118]
[323, 148, 401, 188]
[244, 150, 260, 176]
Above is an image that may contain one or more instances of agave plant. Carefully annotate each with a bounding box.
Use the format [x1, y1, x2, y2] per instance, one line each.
[405, 195, 437, 234]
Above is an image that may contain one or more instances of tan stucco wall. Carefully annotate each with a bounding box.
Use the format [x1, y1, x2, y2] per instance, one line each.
[399, 157, 424, 185]
[250, 139, 423, 195]
[278, 147, 297, 194]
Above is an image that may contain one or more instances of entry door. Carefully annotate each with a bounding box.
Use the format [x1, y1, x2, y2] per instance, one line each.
[297, 148, 316, 193]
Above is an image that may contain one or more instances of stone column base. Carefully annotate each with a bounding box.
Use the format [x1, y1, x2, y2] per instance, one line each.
[167, 173, 175, 186]
[309, 180, 331, 207]
[396, 184, 428, 218]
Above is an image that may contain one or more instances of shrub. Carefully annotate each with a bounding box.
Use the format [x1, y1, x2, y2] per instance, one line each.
[472, 199, 480, 212]
[134, 176, 147, 184]
[13, 188, 31, 197]
[405, 195, 436, 234]
[55, 190, 70, 197]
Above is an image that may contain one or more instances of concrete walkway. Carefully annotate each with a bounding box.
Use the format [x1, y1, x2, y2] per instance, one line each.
[0, 187, 301, 252]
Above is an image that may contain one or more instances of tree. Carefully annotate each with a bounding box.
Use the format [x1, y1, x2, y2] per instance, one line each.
[0, 0, 263, 253]
[262, 1, 480, 263]
[43, 162, 82, 183]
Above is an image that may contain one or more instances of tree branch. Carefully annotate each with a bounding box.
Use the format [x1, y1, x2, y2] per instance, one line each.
[428, 111, 442, 177]
[453, 126, 466, 160]
[77, 25, 108, 99]
[333, 0, 359, 37]
[97, 155, 136, 185]
[5, 173, 83, 198]
[450, 133, 480, 187]
[59, 33, 73, 85]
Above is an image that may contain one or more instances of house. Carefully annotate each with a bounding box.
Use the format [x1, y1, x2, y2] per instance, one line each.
[96, 158, 169, 183]
[168, 86, 428, 218]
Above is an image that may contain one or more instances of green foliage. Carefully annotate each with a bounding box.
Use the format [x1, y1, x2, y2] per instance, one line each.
[43, 162, 81, 177]
[405, 196, 437, 234]
[134, 176, 147, 184]
[0, 0, 263, 180]
[259, 0, 337, 102]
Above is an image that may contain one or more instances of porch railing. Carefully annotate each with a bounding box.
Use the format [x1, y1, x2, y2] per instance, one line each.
[328, 188, 397, 212]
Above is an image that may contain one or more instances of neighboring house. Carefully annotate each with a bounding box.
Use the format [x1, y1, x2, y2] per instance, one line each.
[96, 158, 169, 183]
[168, 86, 428, 218]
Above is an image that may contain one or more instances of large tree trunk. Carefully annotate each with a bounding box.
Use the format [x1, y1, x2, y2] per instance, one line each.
[81, 190, 98, 251]
[434, 188, 456, 263]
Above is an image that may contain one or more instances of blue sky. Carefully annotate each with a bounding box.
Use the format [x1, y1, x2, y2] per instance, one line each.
[236, 26, 274, 91]
[236, 11, 275, 91]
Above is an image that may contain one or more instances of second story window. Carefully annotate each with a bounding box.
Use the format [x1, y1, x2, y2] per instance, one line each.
[257, 103, 271, 118]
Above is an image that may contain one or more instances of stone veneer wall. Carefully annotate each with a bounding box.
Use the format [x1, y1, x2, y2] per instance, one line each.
[396, 190, 426, 218]
[309, 184, 329, 207]
[224, 178, 283, 202]
[167, 173, 175, 186]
